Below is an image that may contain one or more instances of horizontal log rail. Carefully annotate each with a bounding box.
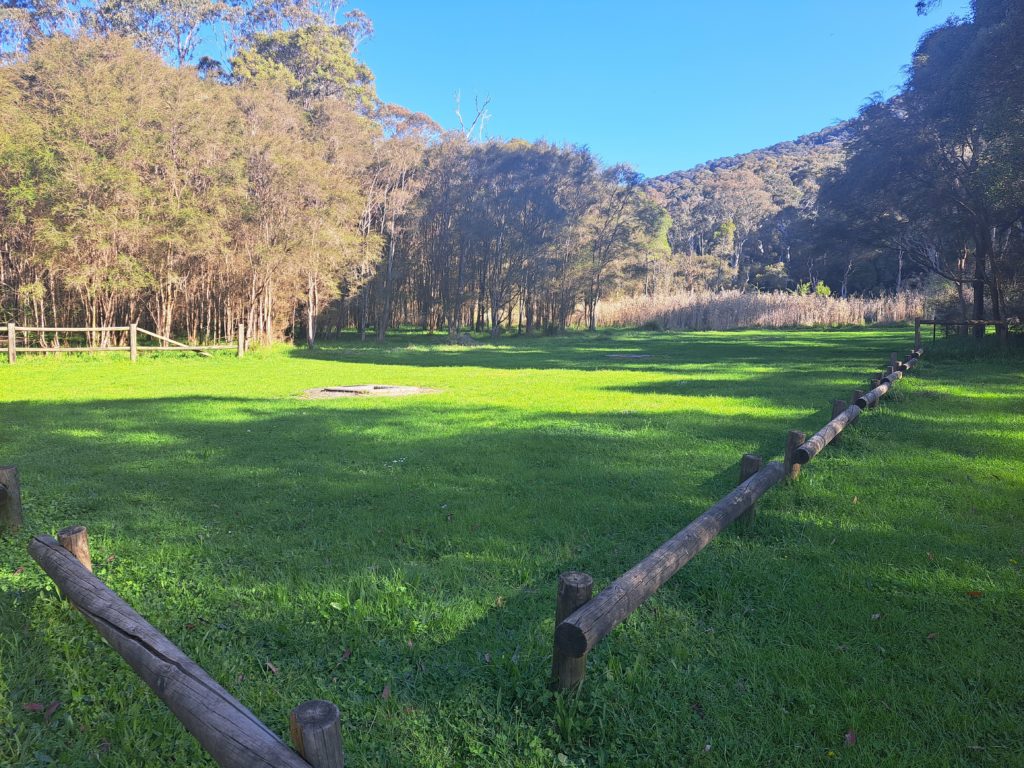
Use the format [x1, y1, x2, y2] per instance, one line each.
[551, 344, 924, 690]
[555, 460, 786, 661]
[28, 530, 343, 768]
[793, 403, 862, 465]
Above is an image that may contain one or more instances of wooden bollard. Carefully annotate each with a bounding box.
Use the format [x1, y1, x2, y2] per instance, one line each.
[237, 324, 245, 358]
[914, 318, 922, 351]
[852, 389, 864, 407]
[784, 430, 805, 480]
[0, 466, 23, 533]
[552, 572, 593, 690]
[58, 525, 92, 572]
[737, 454, 763, 528]
[7, 322, 15, 364]
[890, 352, 898, 371]
[290, 700, 345, 768]
[130, 323, 138, 363]
[831, 399, 847, 420]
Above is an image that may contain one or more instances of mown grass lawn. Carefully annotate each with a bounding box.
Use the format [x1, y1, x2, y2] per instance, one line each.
[0, 327, 1021, 767]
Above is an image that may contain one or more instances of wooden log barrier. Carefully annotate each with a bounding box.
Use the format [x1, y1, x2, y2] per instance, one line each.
[0, 466, 23, 533]
[793, 404, 863, 465]
[831, 399, 847, 420]
[57, 525, 92, 572]
[554, 461, 786, 659]
[28, 534, 314, 768]
[784, 429, 805, 480]
[290, 701, 345, 768]
[856, 379, 891, 409]
[551, 572, 594, 690]
[736, 454, 764, 528]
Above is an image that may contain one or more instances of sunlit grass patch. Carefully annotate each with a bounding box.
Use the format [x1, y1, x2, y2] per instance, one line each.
[0, 327, 1021, 767]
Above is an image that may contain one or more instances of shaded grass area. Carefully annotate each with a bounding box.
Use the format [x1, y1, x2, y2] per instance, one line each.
[0, 328, 1021, 767]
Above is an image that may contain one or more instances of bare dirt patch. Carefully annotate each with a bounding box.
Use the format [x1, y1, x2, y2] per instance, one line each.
[302, 384, 441, 399]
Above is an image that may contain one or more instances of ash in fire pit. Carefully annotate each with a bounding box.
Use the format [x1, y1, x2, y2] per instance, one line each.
[303, 384, 441, 399]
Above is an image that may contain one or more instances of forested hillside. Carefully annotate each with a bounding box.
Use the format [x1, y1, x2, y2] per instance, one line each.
[646, 124, 850, 294]
[0, 1, 1021, 343]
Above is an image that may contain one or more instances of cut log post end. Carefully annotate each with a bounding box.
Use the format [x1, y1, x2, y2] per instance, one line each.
[552, 571, 594, 689]
[57, 525, 92, 572]
[784, 430, 805, 480]
[290, 700, 345, 768]
[0, 466, 23, 534]
[737, 454, 763, 529]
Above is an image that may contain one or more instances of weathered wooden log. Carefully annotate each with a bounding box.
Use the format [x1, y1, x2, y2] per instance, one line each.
[551, 572, 593, 689]
[784, 430, 805, 480]
[793, 404, 862, 465]
[855, 379, 892, 409]
[290, 701, 345, 768]
[736, 454, 763, 528]
[831, 399, 847, 420]
[554, 461, 786, 658]
[0, 466, 23, 533]
[57, 525, 92, 572]
[28, 535, 312, 768]
[883, 368, 903, 384]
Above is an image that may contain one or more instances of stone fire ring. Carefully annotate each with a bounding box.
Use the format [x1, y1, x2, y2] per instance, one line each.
[302, 384, 442, 399]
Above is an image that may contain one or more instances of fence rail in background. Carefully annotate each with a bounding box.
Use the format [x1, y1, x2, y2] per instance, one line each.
[28, 526, 344, 768]
[551, 343, 924, 690]
[3, 323, 245, 363]
[915, 317, 1018, 348]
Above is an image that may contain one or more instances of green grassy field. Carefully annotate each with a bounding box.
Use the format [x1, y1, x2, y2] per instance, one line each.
[1, 327, 1021, 767]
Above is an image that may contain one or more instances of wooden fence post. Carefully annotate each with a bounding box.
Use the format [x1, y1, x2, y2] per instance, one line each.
[238, 324, 245, 358]
[0, 466, 23, 534]
[914, 318, 922, 351]
[130, 323, 138, 363]
[552, 571, 593, 690]
[890, 352, 898, 370]
[58, 525, 93, 572]
[852, 388, 864, 407]
[831, 397, 847, 421]
[290, 700, 345, 768]
[737, 454, 763, 528]
[7, 322, 15, 364]
[784, 430, 805, 480]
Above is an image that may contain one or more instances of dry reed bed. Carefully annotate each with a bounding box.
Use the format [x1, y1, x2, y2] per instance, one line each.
[596, 290, 924, 330]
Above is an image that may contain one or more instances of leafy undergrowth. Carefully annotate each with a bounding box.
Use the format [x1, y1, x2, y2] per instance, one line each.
[0, 327, 1021, 767]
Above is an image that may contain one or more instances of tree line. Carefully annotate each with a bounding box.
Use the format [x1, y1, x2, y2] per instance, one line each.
[1, 1, 1021, 345]
[646, 0, 1022, 325]
[0, 2, 667, 345]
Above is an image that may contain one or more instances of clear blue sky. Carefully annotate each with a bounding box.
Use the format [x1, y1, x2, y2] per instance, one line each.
[350, 0, 971, 177]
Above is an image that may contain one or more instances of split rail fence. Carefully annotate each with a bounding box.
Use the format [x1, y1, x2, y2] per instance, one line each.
[5, 325, 935, 764]
[3, 323, 246, 363]
[550, 344, 924, 689]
